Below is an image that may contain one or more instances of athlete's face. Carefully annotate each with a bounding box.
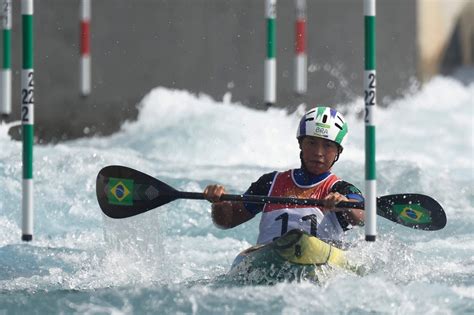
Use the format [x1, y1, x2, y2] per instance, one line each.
[299, 137, 340, 175]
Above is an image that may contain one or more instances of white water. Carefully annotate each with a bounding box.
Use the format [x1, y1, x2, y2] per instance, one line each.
[0, 74, 473, 314]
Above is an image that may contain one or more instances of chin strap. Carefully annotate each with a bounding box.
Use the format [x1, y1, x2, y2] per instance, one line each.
[299, 151, 307, 170]
[331, 146, 343, 166]
[331, 145, 343, 167]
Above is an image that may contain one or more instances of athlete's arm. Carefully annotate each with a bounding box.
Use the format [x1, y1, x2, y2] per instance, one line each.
[204, 185, 255, 229]
[327, 181, 365, 227]
[211, 201, 254, 229]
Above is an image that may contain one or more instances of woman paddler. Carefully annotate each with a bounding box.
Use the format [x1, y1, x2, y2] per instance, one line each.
[204, 106, 365, 245]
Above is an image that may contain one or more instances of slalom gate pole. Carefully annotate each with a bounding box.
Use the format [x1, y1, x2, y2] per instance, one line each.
[364, 0, 377, 242]
[1, 0, 12, 118]
[80, 0, 91, 96]
[294, 0, 307, 95]
[264, 0, 276, 107]
[21, 0, 34, 242]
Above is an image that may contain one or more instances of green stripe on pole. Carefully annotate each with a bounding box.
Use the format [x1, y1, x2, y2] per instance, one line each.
[267, 18, 276, 58]
[22, 15, 34, 69]
[365, 16, 376, 70]
[22, 124, 34, 179]
[365, 125, 376, 180]
[2, 30, 11, 68]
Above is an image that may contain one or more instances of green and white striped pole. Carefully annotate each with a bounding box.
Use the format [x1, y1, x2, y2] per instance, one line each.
[264, 0, 276, 107]
[1, 0, 12, 118]
[21, 0, 34, 242]
[364, 0, 376, 242]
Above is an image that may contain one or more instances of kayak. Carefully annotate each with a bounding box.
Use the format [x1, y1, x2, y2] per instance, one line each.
[226, 229, 355, 284]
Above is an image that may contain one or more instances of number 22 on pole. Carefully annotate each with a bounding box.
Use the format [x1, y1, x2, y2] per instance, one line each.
[21, 70, 34, 123]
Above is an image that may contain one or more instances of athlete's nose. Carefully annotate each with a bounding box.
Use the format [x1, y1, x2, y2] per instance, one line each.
[312, 143, 325, 156]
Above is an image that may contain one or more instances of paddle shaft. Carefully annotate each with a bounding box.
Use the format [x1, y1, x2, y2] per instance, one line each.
[175, 191, 362, 209]
[97, 165, 446, 230]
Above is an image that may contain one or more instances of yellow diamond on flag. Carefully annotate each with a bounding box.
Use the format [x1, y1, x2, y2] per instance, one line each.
[107, 178, 134, 206]
[400, 207, 422, 221]
[111, 181, 130, 202]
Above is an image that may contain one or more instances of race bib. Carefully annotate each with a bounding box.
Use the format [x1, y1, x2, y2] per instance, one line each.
[257, 207, 324, 245]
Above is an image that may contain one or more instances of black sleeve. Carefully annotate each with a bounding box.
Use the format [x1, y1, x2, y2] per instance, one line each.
[331, 181, 364, 231]
[243, 171, 277, 215]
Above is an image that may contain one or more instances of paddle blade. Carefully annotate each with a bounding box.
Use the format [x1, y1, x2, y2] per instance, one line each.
[376, 194, 447, 231]
[96, 165, 178, 219]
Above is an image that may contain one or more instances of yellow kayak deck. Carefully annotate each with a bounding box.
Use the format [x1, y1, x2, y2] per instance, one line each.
[227, 229, 354, 284]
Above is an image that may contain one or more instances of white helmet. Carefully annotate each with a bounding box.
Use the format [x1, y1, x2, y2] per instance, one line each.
[296, 106, 348, 149]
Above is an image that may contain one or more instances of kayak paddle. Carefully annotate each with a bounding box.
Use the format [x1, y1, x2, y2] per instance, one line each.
[96, 165, 447, 231]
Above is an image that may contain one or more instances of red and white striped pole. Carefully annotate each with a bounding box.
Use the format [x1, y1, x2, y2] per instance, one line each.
[294, 0, 307, 95]
[80, 0, 90, 96]
[1, 0, 12, 118]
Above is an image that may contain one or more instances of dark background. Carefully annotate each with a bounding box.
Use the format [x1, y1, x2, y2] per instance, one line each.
[1, 0, 431, 141]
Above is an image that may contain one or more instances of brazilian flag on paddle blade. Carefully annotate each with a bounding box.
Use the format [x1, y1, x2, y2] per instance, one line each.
[107, 178, 134, 206]
[392, 203, 431, 224]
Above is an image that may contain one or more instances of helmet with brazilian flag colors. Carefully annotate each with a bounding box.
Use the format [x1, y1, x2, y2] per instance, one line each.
[296, 106, 348, 149]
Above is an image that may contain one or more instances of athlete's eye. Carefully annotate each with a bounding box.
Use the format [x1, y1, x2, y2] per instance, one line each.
[304, 139, 315, 146]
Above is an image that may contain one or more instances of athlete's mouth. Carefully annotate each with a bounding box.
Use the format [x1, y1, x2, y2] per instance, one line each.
[309, 160, 325, 165]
